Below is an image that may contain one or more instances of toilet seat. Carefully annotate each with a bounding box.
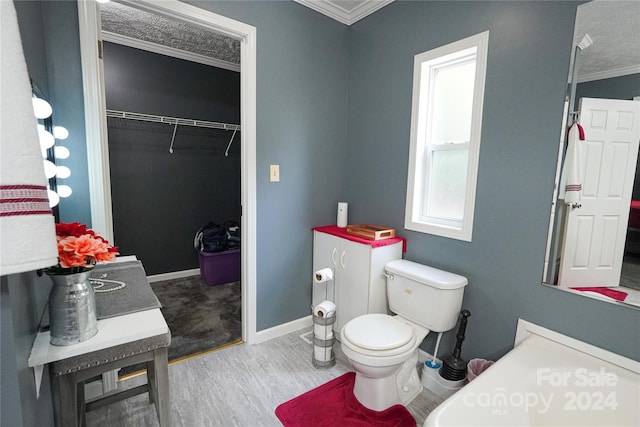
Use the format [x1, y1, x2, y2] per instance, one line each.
[342, 314, 417, 357]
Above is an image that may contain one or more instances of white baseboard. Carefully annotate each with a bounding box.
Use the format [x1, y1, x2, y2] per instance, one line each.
[253, 315, 313, 344]
[147, 268, 200, 283]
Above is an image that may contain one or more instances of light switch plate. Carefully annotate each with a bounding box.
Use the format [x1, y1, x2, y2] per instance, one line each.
[270, 164, 280, 182]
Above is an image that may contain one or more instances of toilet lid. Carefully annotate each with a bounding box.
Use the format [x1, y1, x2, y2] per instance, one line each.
[343, 314, 413, 351]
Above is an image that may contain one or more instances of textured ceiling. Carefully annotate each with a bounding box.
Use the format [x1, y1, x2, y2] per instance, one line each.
[100, 2, 240, 66]
[100, 0, 638, 83]
[573, 0, 640, 82]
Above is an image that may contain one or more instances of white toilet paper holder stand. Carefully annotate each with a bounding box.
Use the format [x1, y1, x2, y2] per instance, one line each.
[311, 269, 336, 369]
[312, 311, 336, 369]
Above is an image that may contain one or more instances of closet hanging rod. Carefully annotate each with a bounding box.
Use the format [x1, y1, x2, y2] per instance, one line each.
[106, 109, 241, 132]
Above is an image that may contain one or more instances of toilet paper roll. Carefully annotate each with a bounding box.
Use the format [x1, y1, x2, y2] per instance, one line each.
[337, 202, 348, 228]
[313, 300, 336, 318]
[314, 345, 333, 363]
[314, 323, 334, 339]
[314, 268, 333, 283]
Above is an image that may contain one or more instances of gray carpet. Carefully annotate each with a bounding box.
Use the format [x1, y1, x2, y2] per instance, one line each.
[152, 276, 242, 360]
[119, 276, 241, 376]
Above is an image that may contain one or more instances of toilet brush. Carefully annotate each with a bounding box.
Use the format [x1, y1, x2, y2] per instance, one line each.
[425, 331, 443, 369]
[439, 309, 471, 382]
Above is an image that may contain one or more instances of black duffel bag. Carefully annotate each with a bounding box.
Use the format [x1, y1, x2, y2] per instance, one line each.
[194, 222, 227, 253]
[225, 221, 241, 249]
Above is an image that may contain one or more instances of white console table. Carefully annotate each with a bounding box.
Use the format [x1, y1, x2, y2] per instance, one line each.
[28, 257, 171, 426]
[28, 308, 169, 385]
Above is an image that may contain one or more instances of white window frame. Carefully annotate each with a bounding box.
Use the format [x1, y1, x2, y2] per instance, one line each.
[405, 31, 489, 242]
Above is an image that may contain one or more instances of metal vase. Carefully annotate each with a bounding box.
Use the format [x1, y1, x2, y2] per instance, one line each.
[48, 271, 98, 346]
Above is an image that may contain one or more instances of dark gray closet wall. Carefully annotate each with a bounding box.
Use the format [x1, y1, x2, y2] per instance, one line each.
[103, 42, 241, 275]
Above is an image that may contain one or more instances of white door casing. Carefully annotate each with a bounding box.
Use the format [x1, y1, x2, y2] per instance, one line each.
[544, 100, 570, 281]
[558, 98, 640, 288]
[77, 0, 258, 343]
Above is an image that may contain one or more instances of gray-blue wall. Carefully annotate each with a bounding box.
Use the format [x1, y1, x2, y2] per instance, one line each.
[3, 2, 65, 425]
[12, 0, 90, 226]
[5, 4, 639, 424]
[40, 0, 91, 227]
[1, 274, 55, 427]
[178, 0, 640, 360]
[188, 0, 351, 329]
[345, 0, 639, 361]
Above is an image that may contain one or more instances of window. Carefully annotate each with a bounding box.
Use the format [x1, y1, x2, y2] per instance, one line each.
[405, 31, 488, 241]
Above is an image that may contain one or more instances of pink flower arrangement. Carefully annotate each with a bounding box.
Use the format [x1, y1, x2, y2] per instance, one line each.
[47, 222, 118, 274]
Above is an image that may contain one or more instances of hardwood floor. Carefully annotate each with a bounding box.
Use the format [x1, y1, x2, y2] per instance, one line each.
[86, 328, 443, 426]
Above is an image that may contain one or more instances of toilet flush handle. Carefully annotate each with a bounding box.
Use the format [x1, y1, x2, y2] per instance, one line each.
[383, 273, 394, 281]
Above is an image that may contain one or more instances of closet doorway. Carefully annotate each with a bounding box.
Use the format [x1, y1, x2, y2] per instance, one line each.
[77, 0, 258, 344]
[101, 19, 241, 276]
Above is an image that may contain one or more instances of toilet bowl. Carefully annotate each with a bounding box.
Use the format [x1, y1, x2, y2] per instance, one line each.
[341, 313, 429, 411]
[340, 259, 468, 411]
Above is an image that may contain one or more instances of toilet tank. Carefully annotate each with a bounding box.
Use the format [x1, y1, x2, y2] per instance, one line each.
[385, 259, 468, 332]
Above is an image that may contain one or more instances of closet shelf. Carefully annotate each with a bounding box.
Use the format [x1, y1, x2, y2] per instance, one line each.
[106, 109, 241, 132]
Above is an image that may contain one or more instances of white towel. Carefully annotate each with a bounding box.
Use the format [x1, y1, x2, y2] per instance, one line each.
[0, 1, 58, 275]
[559, 123, 584, 205]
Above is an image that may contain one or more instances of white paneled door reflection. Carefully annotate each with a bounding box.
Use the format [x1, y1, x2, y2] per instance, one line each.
[559, 98, 640, 288]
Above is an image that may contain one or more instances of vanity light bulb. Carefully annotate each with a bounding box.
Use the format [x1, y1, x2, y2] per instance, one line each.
[57, 185, 72, 198]
[47, 189, 60, 208]
[38, 127, 55, 150]
[43, 160, 57, 179]
[56, 165, 71, 179]
[53, 126, 69, 140]
[32, 97, 52, 119]
[54, 146, 70, 159]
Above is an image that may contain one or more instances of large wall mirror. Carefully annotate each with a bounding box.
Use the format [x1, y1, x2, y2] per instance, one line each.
[542, 0, 640, 309]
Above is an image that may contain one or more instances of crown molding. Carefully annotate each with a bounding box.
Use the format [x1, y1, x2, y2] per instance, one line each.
[294, 0, 394, 26]
[577, 64, 640, 83]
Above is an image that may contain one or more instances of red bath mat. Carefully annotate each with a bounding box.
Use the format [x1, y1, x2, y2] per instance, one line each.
[275, 372, 416, 427]
[572, 287, 628, 301]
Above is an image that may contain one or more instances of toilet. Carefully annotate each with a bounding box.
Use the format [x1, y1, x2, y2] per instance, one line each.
[340, 259, 468, 411]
